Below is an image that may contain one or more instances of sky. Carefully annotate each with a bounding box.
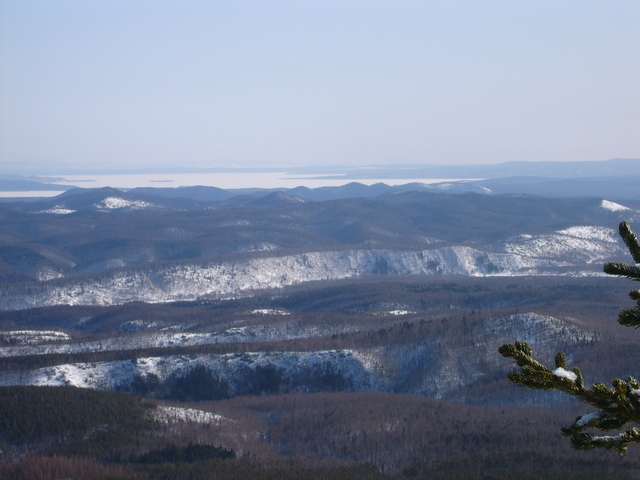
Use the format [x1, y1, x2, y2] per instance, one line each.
[1, 1, 639, 174]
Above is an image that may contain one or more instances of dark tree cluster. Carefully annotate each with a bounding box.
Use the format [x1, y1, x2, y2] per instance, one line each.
[133, 442, 235, 464]
[0, 386, 153, 445]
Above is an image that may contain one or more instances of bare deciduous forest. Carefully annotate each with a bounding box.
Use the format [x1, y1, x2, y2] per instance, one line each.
[2, 189, 640, 478]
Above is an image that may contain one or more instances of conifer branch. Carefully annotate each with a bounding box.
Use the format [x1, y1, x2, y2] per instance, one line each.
[500, 221, 640, 453]
[603, 262, 640, 280]
[618, 306, 640, 328]
[570, 428, 640, 455]
[500, 342, 640, 453]
[619, 221, 640, 264]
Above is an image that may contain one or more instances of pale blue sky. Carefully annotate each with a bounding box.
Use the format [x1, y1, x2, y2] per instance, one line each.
[1, 1, 639, 174]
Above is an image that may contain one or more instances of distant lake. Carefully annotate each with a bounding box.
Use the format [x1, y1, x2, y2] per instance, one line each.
[1, 172, 477, 197]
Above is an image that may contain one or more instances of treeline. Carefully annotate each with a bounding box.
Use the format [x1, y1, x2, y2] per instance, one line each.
[148, 362, 352, 401]
[0, 456, 386, 480]
[0, 276, 629, 335]
[405, 453, 640, 480]
[2, 452, 638, 480]
[0, 302, 608, 374]
[0, 309, 627, 407]
[0, 313, 447, 373]
[0, 386, 239, 469]
[133, 443, 235, 464]
[0, 386, 153, 445]
[2, 388, 640, 479]
[193, 391, 640, 477]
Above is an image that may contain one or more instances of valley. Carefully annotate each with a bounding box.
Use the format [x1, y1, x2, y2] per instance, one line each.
[2, 186, 640, 478]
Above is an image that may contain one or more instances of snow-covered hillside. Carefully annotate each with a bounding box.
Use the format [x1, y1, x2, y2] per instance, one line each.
[0, 330, 71, 346]
[600, 199, 631, 212]
[0, 320, 363, 358]
[0, 313, 597, 403]
[0, 225, 625, 310]
[501, 225, 621, 264]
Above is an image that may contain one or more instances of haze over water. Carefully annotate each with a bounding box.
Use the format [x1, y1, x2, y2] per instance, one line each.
[0, 172, 477, 198]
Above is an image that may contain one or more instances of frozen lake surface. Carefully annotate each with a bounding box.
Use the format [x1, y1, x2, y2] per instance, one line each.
[1, 171, 476, 197]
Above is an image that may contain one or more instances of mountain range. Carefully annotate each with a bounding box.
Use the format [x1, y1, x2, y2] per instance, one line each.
[3, 173, 640, 477]
[1, 186, 637, 308]
[3, 158, 640, 200]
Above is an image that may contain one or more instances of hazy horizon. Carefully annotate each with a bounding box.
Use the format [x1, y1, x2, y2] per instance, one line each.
[2, 1, 639, 173]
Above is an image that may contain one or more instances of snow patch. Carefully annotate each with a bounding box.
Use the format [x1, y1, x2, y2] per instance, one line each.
[37, 268, 64, 281]
[600, 199, 630, 212]
[249, 309, 290, 315]
[0, 330, 70, 345]
[556, 226, 619, 242]
[39, 206, 76, 215]
[482, 313, 597, 345]
[152, 406, 232, 425]
[117, 320, 159, 332]
[96, 197, 153, 210]
[552, 367, 577, 382]
[373, 310, 415, 316]
[221, 220, 251, 227]
[575, 412, 601, 427]
[503, 226, 621, 264]
[239, 243, 279, 253]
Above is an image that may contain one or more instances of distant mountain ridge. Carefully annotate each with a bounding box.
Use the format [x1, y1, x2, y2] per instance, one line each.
[2, 158, 640, 201]
[1, 187, 637, 309]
